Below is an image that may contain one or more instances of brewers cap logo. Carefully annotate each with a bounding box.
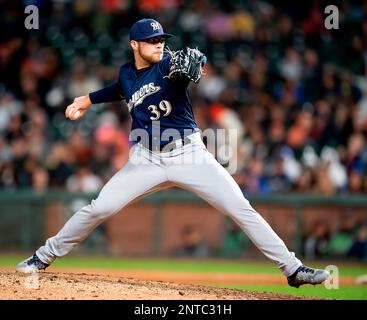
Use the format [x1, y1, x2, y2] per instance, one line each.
[150, 21, 160, 31]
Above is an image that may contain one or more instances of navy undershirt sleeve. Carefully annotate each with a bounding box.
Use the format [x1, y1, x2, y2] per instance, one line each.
[89, 82, 124, 104]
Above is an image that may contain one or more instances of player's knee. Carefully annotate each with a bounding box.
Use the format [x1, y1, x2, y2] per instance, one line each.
[89, 199, 118, 220]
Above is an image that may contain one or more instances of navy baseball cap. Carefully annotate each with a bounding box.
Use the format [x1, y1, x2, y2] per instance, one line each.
[129, 18, 173, 41]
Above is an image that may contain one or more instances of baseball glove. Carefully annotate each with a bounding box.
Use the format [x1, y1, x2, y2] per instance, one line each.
[166, 47, 207, 84]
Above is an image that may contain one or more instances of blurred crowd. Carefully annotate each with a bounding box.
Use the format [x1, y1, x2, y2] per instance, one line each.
[1, 0, 367, 196]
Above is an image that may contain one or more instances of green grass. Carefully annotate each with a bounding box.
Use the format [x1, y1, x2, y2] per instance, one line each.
[215, 284, 367, 300]
[0, 255, 289, 273]
[1, 254, 366, 276]
[1, 254, 366, 299]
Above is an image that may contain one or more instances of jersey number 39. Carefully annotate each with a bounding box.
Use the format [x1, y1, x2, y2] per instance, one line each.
[148, 100, 172, 120]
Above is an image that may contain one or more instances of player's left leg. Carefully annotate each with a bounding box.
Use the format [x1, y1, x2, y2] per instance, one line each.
[16, 144, 171, 273]
[165, 141, 329, 286]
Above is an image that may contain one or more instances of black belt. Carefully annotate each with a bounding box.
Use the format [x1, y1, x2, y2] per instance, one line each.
[140, 136, 192, 152]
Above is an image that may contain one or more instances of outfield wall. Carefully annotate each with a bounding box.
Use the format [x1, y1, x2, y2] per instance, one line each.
[0, 190, 366, 258]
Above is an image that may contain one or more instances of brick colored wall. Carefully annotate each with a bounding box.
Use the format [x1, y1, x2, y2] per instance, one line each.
[106, 204, 225, 256]
[43, 200, 367, 257]
[105, 203, 367, 256]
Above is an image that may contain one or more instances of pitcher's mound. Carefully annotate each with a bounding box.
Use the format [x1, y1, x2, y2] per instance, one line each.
[1, 271, 318, 300]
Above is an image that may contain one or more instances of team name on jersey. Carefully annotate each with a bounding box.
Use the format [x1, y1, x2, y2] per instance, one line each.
[127, 82, 161, 111]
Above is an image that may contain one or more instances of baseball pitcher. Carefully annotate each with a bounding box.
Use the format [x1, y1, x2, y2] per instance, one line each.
[16, 18, 329, 288]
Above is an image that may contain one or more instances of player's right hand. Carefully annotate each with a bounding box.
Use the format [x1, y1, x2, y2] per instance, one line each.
[65, 95, 92, 120]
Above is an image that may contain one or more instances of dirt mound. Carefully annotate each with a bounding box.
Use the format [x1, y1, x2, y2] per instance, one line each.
[0, 270, 319, 300]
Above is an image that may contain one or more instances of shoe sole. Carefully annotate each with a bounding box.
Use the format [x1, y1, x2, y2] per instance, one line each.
[15, 266, 46, 274]
[289, 278, 329, 288]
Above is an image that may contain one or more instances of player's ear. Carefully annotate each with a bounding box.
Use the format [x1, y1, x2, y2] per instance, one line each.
[130, 40, 138, 51]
